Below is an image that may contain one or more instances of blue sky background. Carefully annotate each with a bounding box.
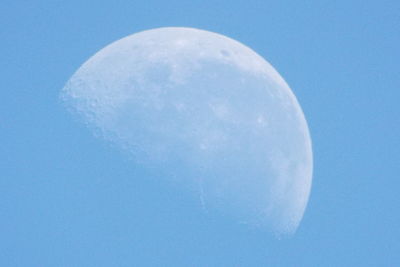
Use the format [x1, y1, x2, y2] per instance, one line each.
[1, 0, 399, 266]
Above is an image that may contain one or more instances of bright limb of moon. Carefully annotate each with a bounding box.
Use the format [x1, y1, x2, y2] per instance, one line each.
[61, 27, 313, 235]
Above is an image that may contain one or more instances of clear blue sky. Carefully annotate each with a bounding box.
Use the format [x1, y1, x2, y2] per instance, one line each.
[1, 0, 399, 266]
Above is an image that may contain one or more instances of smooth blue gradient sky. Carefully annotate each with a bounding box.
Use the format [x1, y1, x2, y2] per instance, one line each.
[1, 0, 399, 266]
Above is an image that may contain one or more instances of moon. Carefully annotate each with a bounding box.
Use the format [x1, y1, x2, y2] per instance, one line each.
[61, 27, 313, 235]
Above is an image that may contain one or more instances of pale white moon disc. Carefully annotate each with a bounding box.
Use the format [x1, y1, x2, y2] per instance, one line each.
[61, 27, 313, 235]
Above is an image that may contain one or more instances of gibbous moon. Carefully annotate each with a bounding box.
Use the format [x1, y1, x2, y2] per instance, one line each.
[61, 27, 313, 235]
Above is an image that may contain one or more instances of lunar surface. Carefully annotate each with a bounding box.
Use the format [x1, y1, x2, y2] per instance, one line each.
[61, 27, 313, 235]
